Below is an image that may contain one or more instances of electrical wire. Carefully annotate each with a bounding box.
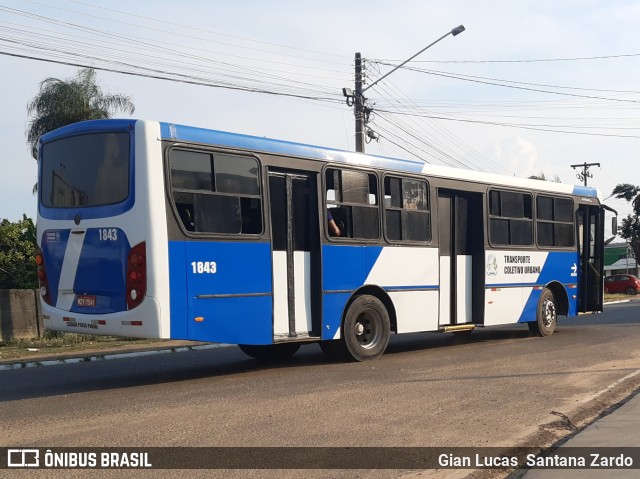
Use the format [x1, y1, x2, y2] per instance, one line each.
[369, 63, 640, 104]
[373, 52, 640, 64]
[374, 108, 640, 138]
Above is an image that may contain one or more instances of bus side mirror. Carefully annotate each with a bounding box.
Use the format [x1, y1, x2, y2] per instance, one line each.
[612, 216, 618, 235]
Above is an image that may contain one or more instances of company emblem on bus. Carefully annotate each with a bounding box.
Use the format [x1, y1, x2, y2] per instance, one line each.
[486, 253, 498, 277]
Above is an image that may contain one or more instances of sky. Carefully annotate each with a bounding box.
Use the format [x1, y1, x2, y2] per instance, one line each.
[1, 0, 639, 238]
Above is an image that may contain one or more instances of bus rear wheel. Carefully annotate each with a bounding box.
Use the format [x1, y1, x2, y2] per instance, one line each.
[238, 343, 300, 361]
[342, 294, 390, 361]
[529, 288, 557, 337]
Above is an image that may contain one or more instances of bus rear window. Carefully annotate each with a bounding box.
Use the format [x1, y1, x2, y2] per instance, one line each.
[41, 132, 130, 208]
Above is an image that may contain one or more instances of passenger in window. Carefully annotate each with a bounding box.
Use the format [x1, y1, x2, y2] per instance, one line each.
[327, 210, 341, 236]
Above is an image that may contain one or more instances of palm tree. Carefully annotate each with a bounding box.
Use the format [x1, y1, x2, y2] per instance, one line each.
[26, 68, 135, 160]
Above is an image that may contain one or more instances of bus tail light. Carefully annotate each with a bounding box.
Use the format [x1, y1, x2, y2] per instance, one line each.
[35, 248, 52, 305]
[126, 242, 147, 310]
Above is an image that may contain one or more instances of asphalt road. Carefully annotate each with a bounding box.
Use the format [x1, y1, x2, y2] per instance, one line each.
[1, 301, 639, 479]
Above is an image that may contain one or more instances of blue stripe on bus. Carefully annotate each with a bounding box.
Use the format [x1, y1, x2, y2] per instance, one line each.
[383, 285, 439, 291]
[486, 283, 577, 289]
[159, 122, 424, 173]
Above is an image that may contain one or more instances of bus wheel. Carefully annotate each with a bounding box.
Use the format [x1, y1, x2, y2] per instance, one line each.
[238, 343, 300, 361]
[342, 294, 390, 361]
[529, 288, 557, 337]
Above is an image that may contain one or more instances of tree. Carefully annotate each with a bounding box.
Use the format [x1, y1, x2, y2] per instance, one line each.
[611, 183, 640, 271]
[528, 171, 561, 183]
[26, 68, 135, 159]
[0, 215, 38, 289]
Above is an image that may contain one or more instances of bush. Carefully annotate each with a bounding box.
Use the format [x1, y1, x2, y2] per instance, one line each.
[0, 215, 38, 289]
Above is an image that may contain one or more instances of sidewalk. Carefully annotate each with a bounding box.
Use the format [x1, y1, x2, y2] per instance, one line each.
[523, 391, 640, 478]
[0, 340, 228, 370]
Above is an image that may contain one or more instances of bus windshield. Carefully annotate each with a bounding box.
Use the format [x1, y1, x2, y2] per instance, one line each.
[41, 132, 130, 208]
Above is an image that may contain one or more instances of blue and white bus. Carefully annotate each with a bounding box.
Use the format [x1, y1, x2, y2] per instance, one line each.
[36, 119, 611, 361]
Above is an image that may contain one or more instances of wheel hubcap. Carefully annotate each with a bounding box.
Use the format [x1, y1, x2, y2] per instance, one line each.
[354, 309, 381, 349]
[543, 299, 556, 327]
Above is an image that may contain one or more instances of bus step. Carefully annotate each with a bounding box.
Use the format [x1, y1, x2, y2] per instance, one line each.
[442, 324, 476, 333]
[274, 333, 321, 343]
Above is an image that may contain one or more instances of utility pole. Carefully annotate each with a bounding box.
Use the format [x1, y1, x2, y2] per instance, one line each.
[342, 25, 465, 154]
[354, 52, 365, 153]
[570, 162, 600, 186]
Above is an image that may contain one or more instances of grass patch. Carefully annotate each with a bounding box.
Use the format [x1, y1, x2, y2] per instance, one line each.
[0, 331, 161, 362]
[604, 293, 637, 302]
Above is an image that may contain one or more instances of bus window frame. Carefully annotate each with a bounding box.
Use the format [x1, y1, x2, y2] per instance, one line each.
[535, 194, 576, 250]
[487, 187, 534, 249]
[165, 144, 265, 239]
[381, 172, 432, 245]
[38, 126, 136, 221]
[322, 164, 381, 244]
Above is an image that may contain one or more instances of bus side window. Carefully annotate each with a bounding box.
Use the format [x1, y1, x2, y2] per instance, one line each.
[325, 168, 379, 240]
[169, 149, 263, 235]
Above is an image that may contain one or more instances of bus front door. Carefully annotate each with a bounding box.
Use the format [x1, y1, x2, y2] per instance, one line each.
[437, 190, 485, 328]
[268, 171, 322, 341]
[578, 205, 604, 313]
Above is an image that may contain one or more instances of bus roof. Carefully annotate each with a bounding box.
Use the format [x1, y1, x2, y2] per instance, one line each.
[158, 121, 600, 201]
[40, 119, 602, 201]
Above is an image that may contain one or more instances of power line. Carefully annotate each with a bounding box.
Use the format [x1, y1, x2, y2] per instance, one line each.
[25, 0, 351, 64]
[0, 50, 345, 103]
[0, 6, 347, 95]
[68, 0, 350, 61]
[372, 62, 640, 95]
[375, 108, 640, 139]
[370, 62, 640, 104]
[369, 79, 510, 174]
[373, 52, 640, 64]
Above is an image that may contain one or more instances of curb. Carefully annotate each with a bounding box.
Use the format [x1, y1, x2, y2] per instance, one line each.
[0, 343, 230, 371]
[605, 299, 636, 305]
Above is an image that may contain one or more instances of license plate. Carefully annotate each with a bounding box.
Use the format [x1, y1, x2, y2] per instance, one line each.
[77, 295, 97, 307]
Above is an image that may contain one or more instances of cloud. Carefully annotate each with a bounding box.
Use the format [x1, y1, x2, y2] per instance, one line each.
[489, 137, 538, 178]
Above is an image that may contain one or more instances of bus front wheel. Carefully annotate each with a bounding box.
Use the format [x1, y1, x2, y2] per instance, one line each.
[238, 343, 300, 361]
[529, 288, 557, 337]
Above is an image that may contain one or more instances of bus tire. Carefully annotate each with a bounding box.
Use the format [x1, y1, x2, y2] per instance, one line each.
[342, 294, 390, 361]
[238, 343, 300, 361]
[529, 288, 557, 337]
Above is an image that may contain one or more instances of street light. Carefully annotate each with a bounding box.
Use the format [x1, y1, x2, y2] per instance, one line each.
[344, 25, 466, 153]
[362, 25, 465, 94]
